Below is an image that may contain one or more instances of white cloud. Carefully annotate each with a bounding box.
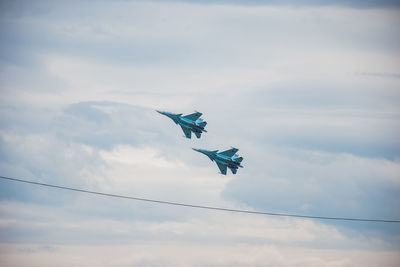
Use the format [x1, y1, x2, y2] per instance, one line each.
[100, 145, 184, 169]
[1, 241, 399, 267]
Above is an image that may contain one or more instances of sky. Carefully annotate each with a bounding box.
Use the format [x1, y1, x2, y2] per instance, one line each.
[0, 0, 399, 266]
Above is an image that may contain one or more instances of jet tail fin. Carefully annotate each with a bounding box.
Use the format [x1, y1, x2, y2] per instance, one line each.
[194, 132, 201, 139]
[235, 157, 243, 163]
[198, 121, 207, 128]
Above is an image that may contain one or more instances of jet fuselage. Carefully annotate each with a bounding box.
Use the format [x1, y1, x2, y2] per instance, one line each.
[193, 148, 243, 175]
[157, 110, 207, 138]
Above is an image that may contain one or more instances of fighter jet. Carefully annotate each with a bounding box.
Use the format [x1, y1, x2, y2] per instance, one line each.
[193, 147, 244, 175]
[157, 110, 207, 139]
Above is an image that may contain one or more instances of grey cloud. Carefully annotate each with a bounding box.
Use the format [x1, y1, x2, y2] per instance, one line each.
[153, 0, 400, 9]
[193, 86, 400, 159]
[64, 102, 111, 124]
[0, 133, 106, 204]
[1, 98, 399, 233]
[0, 101, 201, 207]
[356, 72, 400, 79]
[0, 101, 167, 149]
[57, 101, 174, 149]
[2, 0, 400, 11]
[221, 147, 400, 234]
[1, 7, 182, 68]
[0, 18, 177, 67]
[2, 0, 399, 71]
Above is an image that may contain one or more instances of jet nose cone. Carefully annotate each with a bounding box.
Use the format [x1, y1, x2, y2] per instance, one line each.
[193, 148, 207, 154]
[156, 110, 169, 117]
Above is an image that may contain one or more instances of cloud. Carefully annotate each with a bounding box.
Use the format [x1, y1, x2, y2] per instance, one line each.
[1, 216, 400, 267]
[1, 1, 400, 266]
[0, 198, 397, 248]
[222, 149, 400, 223]
[1, 100, 399, 235]
[356, 72, 400, 79]
[64, 102, 111, 124]
[148, 0, 400, 9]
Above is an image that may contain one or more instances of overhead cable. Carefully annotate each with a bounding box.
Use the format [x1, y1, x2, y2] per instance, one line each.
[0, 175, 399, 223]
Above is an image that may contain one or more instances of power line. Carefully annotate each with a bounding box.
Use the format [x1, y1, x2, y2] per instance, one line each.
[0, 175, 399, 223]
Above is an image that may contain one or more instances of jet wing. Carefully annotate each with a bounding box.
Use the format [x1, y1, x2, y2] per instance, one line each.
[180, 125, 192, 139]
[219, 148, 238, 157]
[182, 112, 202, 121]
[216, 162, 227, 175]
[229, 167, 237, 174]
